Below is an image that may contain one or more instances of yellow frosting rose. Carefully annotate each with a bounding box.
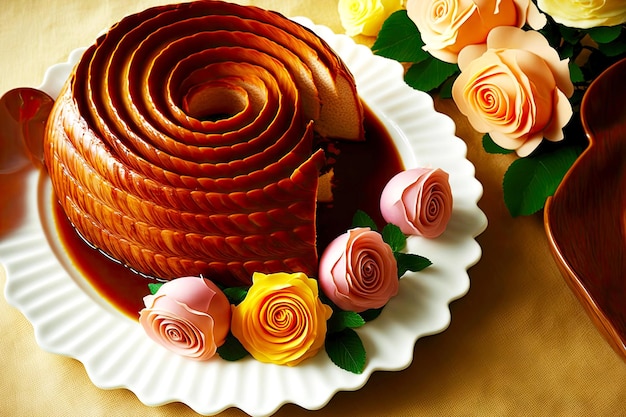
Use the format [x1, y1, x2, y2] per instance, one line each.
[231, 272, 333, 366]
[537, 0, 626, 29]
[338, 0, 403, 37]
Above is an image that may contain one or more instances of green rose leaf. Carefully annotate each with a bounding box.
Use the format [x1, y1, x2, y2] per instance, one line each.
[352, 209, 378, 231]
[382, 223, 406, 252]
[405, 58, 459, 93]
[395, 252, 432, 277]
[223, 286, 249, 305]
[483, 134, 514, 154]
[328, 310, 366, 333]
[371, 10, 429, 63]
[217, 333, 250, 361]
[598, 39, 626, 57]
[148, 282, 163, 295]
[589, 25, 622, 44]
[569, 61, 585, 84]
[325, 328, 366, 374]
[503, 145, 582, 216]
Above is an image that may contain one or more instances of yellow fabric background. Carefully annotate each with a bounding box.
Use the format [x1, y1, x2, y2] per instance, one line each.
[1, 0, 625, 416]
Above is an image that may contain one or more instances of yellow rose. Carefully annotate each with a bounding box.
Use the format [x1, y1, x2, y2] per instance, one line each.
[338, 0, 403, 37]
[537, 0, 626, 29]
[231, 272, 333, 366]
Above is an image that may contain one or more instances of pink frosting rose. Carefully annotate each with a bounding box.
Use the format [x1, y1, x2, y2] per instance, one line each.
[380, 168, 453, 238]
[139, 276, 231, 361]
[451, 26, 574, 156]
[406, 0, 546, 63]
[318, 227, 399, 312]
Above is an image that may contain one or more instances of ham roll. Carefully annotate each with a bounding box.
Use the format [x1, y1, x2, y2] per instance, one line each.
[44, 0, 364, 286]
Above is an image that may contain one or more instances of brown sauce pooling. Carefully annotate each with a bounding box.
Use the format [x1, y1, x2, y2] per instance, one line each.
[53, 106, 404, 319]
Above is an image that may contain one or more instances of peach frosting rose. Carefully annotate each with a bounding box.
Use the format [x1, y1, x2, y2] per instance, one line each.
[318, 227, 399, 312]
[537, 0, 626, 29]
[338, 0, 403, 37]
[380, 168, 453, 238]
[452, 26, 574, 156]
[139, 277, 231, 361]
[406, 0, 547, 63]
[230, 272, 333, 366]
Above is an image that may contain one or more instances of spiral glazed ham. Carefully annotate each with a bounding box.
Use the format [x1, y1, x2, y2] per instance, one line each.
[44, 0, 365, 286]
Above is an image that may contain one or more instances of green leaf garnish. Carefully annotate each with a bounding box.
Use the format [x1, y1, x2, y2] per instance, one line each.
[328, 311, 366, 333]
[359, 307, 383, 322]
[148, 282, 164, 295]
[382, 223, 406, 252]
[352, 209, 378, 230]
[217, 333, 249, 361]
[325, 328, 366, 374]
[404, 58, 459, 93]
[503, 145, 583, 216]
[395, 252, 432, 277]
[371, 10, 429, 63]
[222, 286, 249, 305]
[482, 134, 514, 154]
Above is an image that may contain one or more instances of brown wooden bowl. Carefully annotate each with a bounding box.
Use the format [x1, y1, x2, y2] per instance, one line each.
[544, 57, 626, 360]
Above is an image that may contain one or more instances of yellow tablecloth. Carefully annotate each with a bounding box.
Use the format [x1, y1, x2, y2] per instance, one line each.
[2, 1, 625, 416]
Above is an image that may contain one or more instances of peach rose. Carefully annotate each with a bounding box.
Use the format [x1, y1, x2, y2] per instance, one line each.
[318, 227, 399, 312]
[139, 277, 231, 361]
[380, 168, 453, 238]
[451, 26, 574, 156]
[230, 272, 332, 366]
[406, 0, 547, 63]
[537, 0, 626, 29]
[338, 0, 403, 37]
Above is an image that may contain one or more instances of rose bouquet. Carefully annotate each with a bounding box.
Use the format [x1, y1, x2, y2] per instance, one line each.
[352, 0, 626, 216]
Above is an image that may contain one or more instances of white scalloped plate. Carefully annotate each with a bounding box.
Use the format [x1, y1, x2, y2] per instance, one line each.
[1, 17, 487, 417]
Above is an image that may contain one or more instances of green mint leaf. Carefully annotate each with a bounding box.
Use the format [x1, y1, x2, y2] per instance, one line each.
[395, 252, 432, 277]
[352, 210, 378, 231]
[589, 25, 622, 44]
[503, 145, 582, 216]
[371, 10, 429, 63]
[148, 282, 163, 295]
[359, 307, 383, 322]
[404, 58, 459, 93]
[325, 328, 366, 374]
[328, 311, 366, 333]
[222, 286, 249, 305]
[217, 333, 249, 361]
[382, 223, 406, 252]
[483, 134, 514, 154]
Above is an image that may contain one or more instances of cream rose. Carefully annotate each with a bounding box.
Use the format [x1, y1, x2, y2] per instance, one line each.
[537, 0, 626, 29]
[139, 277, 231, 361]
[406, 0, 547, 63]
[230, 272, 332, 366]
[451, 26, 574, 156]
[338, 0, 403, 37]
[318, 227, 399, 312]
[380, 168, 453, 238]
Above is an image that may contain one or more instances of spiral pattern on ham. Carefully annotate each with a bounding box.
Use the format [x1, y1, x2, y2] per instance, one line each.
[43, 0, 364, 286]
